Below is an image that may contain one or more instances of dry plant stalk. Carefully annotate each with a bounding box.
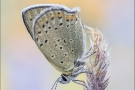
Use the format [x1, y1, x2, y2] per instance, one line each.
[85, 27, 110, 90]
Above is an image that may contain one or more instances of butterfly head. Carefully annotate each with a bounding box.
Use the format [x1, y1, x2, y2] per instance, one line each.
[59, 74, 70, 84]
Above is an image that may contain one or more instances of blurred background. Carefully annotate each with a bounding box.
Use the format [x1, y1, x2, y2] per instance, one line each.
[1, 0, 134, 90]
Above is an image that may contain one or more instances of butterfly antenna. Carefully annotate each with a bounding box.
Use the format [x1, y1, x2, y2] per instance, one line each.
[83, 51, 96, 60]
[54, 81, 58, 90]
[51, 77, 60, 90]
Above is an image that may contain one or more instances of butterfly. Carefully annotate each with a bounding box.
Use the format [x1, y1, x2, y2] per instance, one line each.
[22, 4, 95, 90]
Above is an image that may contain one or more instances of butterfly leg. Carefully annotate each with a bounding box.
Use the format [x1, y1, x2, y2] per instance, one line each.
[75, 47, 96, 67]
[82, 51, 96, 60]
[74, 50, 96, 68]
[85, 47, 92, 56]
[72, 67, 92, 76]
[72, 79, 89, 90]
[84, 25, 103, 35]
[51, 76, 61, 90]
[84, 25, 93, 32]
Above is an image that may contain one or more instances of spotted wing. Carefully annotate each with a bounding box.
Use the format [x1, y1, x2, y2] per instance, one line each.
[22, 4, 53, 37]
[22, 4, 86, 75]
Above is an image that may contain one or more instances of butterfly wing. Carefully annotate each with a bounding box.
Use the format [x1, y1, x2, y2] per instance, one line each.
[22, 4, 86, 75]
[22, 4, 54, 38]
